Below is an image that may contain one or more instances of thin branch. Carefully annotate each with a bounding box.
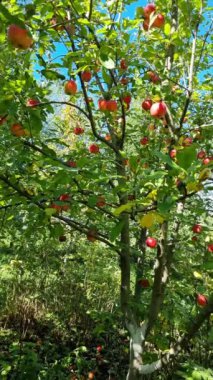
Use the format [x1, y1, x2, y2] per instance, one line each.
[31, 101, 90, 120]
[88, 0, 93, 21]
[179, 3, 203, 130]
[0, 174, 120, 253]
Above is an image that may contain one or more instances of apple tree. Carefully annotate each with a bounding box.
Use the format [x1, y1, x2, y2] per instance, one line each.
[0, 0, 213, 378]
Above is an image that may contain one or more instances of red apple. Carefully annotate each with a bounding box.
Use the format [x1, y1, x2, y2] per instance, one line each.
[96, 196, 106, 207]
[192, 224, 202, 234]
[169, 149, 176, 159]
[146, 237, 157, 248]
[89, 144, 100, 154]
[122, 95, 131, 104]
[120, 77, 129, 85]
[192, 236, 198, 242]
[59, 194, 70, 202]
[10, 123, 27, 137]
[64, 80, 77, 95]
[138, 279, 150, 288]
[87, 229, 97, 242]
[120, 59, 128, 70]
[107, 100, 118, 112]
[7, 24, 33, 49]
[143, 18, 150, 31]
[0, 116, 7, 125]
[202, 157, 211, 165]
[98, 99, 108, 112]
[140, 137, 149, 145]
[26, 98, 40, 107]
[73, 126, 84, 135]
[150, 101, 167, 117]
[207, 244, 213, 253]
[105, 134, 111, 141]
[182, 137, 193, 146]
[147, 71, 160, 83]
[96, 345, 103, 353]
[197, 150, 206, 159]
[152, 14, 165, 28]
[143, 4, 156, 17]
[88, 372, 95, 380]
[81, 70, 92, 82]
[67, 160, 77, 167]
[142, 99, 153, 111]
[196, 294, 208, 307]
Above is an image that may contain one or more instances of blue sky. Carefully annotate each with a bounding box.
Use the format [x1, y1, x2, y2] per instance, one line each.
[35, 0, 212, 80]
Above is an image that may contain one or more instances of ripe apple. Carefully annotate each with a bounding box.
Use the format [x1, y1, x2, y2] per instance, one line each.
[67, 160, 77, 167]
[150, 101, 167, 117]
[192, 236, 198, 242]
[152, 14, 165, 28]
[26, 98, 40, 107]
[87, 229, 97, 242]
[120, 59, 128, 70]
[140, 137, 149, 145]
[59, 194, 70, 202]
[143, 18, 150, 31]
[169, 149, 176, 159]
[7, 24, 33, 49]
[196, 294, 208, 307]
[50, 203, 62, 212]
[89, 144, 100, 154]
[143, 3, 156, 17]
[142, 99, 152, 111]
[146, 237, 157, 248]
[122, 95, 131, 105]
[81, 70, 92, 82]
[107, 100, 118, 112]
[202, 157, 211, 165]
[59, 235, 66, 242]
[10, 123, 27, 137]
[182, 137, 193, 146]
[120, 77, 129, 85]
[138, 278, 150, 288]
[64, 80, 77, 95]
[73, 126, 84, 135]
[96, 345, 103, 353]
[207, 244, 213, 253]
[192, 224, 202, 233]
[197, 150, 206, 159]
[98, 99, 108, 112]
[105, 134, 111, 141]
[96, 196, 106, 207]
[0, 116, 7, 125]
[88, 372, 95, 380]
[147, 71, 160, 83]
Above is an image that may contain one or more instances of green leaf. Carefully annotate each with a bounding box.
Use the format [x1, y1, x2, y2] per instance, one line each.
[0, 4, 26, 27]
[99, 53, 115, 69]
[110, 220, 125, 241]
[36, 54, 46, 67]
[41, 69, 65, 81]
[164, 23, 171, 36]
[113, 202, 134, 216]
[176, 146, 197, 170]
